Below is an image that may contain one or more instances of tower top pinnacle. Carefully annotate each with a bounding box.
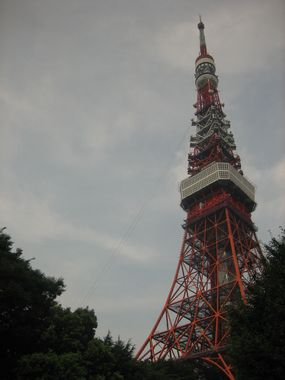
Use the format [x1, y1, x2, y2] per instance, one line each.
[194, 18, 218, 96]
[198, 15, 204, 29]
[198, 16, 207, 56]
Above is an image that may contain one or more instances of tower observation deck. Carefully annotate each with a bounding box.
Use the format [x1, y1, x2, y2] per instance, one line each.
[136, 19, 263, 380]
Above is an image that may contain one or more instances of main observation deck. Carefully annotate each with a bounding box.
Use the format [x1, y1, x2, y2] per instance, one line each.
[180, 162, 256, 211]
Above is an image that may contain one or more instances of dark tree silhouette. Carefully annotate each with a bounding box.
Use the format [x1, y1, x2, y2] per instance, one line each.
[229, 229, 285, 380]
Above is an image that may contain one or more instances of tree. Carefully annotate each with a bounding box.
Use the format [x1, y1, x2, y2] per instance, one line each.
[145, 358, 227, 380]
[0, 229, 64, 379]
[0, 229, 142, 380]
[39, 305, 98, 354]
[17, 352, 87, 380]
[229, 229, 285, 380]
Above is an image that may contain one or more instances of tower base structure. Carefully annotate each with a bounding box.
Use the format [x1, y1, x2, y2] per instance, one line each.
[136, 200, 263, 378]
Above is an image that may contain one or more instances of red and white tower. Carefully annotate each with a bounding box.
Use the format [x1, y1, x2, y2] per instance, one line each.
[136, 19, 263, 379]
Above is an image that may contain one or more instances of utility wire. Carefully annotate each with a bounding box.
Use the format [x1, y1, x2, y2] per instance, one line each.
[79, 125, 189, 307]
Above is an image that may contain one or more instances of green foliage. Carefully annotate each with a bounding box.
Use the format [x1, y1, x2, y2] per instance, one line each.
[17, 352, 86, 380]
[0, 229, 65, 379]
[40, 305, 97, 353]
[0, 229, 146, 380]
[145, 359, 227, 380]
[229, 229, 285, 380]
[0, 228, 233, 379]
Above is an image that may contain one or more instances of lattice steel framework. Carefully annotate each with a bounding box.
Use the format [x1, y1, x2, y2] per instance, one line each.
[136, 19, 263, 379]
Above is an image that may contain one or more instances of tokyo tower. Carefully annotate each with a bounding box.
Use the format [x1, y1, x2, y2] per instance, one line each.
[136, 19, 263, 379]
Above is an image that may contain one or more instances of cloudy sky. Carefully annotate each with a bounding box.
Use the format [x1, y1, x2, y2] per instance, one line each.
[1, 0, 284, 348]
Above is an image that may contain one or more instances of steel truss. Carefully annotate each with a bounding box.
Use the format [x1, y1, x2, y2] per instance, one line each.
[136, 205, 263, 378]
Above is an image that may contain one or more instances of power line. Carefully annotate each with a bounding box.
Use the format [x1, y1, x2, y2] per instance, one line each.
[79, 125, 189, 307]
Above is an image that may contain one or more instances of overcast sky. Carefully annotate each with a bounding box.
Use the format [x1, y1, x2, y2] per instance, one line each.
[0, 0, 284, 348]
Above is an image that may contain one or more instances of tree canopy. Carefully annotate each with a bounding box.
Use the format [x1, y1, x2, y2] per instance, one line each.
[229, 229, 285, 380]
[0, 229, 65, 378]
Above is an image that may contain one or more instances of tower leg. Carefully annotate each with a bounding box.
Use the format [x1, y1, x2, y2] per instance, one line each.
[204, 354, 235, 379]
[136, 205, 263, 379]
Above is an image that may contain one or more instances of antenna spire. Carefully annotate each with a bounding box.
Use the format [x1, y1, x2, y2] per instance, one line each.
[198, 16, 207, 56]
